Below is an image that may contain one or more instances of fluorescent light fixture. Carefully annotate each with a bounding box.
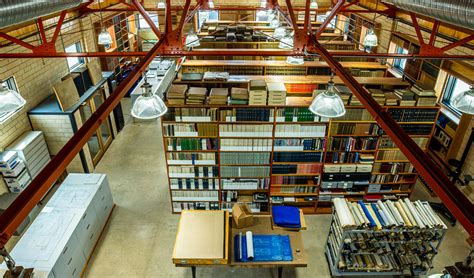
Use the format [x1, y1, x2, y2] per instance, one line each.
[0, 83, 26, 115]
[452, 86, 474, 114]
[131, 80, 167, 120]
[309, 81, 346, 118]
[286, 56, 304, 65]
[363, 29, 378, 47]
[157, 0, 166, 9]
[98, 29, 112, 45]
[310, 0, 318, 9]
[185, 30, 200, 47]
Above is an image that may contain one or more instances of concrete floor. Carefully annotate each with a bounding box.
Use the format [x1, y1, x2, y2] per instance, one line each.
[79, 99, 471, 277]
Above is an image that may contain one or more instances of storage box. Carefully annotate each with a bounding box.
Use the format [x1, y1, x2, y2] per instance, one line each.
[340, 164, 357, 172]
[367, 183, 381, 193]
[232, 203, 254, 228]
[0, 151, 19, 171]
[0, 161, 26, 177]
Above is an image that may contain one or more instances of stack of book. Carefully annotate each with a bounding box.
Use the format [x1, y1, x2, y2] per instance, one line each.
[209, 88, 228, 105]
[249, 80, 267, 105]
[384, 92, 399, 106]
[203, 72, 230, 81]
[267, 82, 287, 105]
[368, 89, 386, 105]
[411, 85, 437, 106]
[360, 153, 375, 164]
[167, 84, 187, 104]
[230, 87, 249, 104]
[394, 89, 416, 106]
[186, 87, 207, 104]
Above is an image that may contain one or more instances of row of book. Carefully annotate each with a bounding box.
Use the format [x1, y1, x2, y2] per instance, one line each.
[377, 150, 408, 161]
[372, 162, 415, 174]
[328, 137, 378, 151]
[219, 124, 273, 137]
[163, 123, 218, 137]
[273, 152, 323, 162]
[220, 139, 272, 151]
[332, 198, 447, 229]
[378, 137, 429, 149]
[271, 176, 317, 185]
[220, 166, 270, 178]
[166, 138, 217, 151]
[170, 178, 219, 190]
[221, 178, 270, 190]
[166, 153, 216, 165]
[270, 186, 317, 193]
[274, 138, 326, 151]
[325, 152, 374, 164]
[370, 174, 416, 184]
[388, 108, 438, 122]
[168, 166, 219, 178]
[171, 191, 219, 201]
[163, 107, 218, 122]
[219, 152, 270, 165]
[275, 124, 327, 137]
[330, 123, 380, 136]
[172, 202, 220, 212]
[220, 108, 273, 122]
[336, 108, 374, 122]
[272, 164, 322, 174]
[276, 107, 318, 122]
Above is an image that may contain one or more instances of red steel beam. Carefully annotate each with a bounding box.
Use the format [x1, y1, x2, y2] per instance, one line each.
[36, 18, 48, 45]
[0, 32, 35, 50]
[51, 11, 67, 45]
[0, 26, 166, 251]
[410, 12, 425, 46]
[311, 37, 474, 236]
[131, 0, 161, 38]
[442, 34, 474, 52]
[315, 0, 344, 39]
[428, 20, 440, 46]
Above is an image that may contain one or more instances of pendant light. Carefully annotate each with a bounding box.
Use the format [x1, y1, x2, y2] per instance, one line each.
[97, 1, 112, 45]
[310, 0, 318, 9]
[131, 78, 167, 120]
[267, 10, 276, 21]
[260, 0, 267, 8]
[309, 75, 346, 118]
[452, 87, 474, 114]
[270, 18, 280, 28]
[273, 26, 286, 39]
[278, 31, 293, 49]
[208, 0, 215, 9]
[363, 29, 378, 48]
[157, 0, 166, 9]
[0, 83, 26, 115]
[185, 29, 200, 47]
[286, 56, 304, 65]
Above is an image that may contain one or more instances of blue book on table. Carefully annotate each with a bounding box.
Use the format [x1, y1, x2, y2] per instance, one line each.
[272, 206, 301, 228]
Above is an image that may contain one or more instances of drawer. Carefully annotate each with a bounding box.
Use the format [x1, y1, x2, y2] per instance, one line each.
[76, 207, 99, 247]
[367, 184, 381, 193]
[82, 223, 101, 259]
[53, 233, 85, 277]
[340, 165, 357, 172]
[338, 181, 353, 189]
[21, 139, 47, 161]
[321, 181, 337, 189]
[356, 165, 373, 172]
[323, 165, 340, 173]
[92, 187, 113, 225]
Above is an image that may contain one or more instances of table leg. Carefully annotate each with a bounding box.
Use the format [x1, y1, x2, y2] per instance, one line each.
[191, 266, 196, 278]
[278, 267, 283, 278]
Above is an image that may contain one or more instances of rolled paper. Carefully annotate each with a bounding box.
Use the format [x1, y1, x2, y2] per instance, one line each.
[378, 200, 396, 226]
[404, 198, 424, 228]
[367, 204, 382, 230]
[358, 201, 376, 228]
[370, 203, 386, 227]
[386, 200, 405, 226]
[246, 231, 254, 261]
[355, 202, 370, 226]
[334, 198, 356, 227]
[395, 200, 412, 227]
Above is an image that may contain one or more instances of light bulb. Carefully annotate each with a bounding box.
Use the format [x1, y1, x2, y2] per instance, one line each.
[309, 81, 346, 118]
[98, 29, 112, 45]
[363, 29, 378, 47]
[310, 0, 318, 9]
[0, 83, 26, 115]
[452, 87, 474, 114]
[131, 81, 168, 120]
[157, 0, 166, 9]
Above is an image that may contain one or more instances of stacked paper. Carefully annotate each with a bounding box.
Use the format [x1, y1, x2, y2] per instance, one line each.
[230, 87, 249, 105]
[203, 72, 230, 81]
[249, 80, 267, 106]
[167, 84, 187, 104]
[209, 88, 228, 105]
[186, 87, 207, 104]
[267, 82, 287, 105]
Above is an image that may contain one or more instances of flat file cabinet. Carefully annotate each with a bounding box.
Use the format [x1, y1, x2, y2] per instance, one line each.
[0, 174, 113, 278]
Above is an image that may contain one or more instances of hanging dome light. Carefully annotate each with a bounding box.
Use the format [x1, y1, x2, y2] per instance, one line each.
[98, 29, 112, 45]
[270, 18, 280, 28]
[157, 0, 166, 9]
[267, 10, 276, 21]
[363, 29, 378, 48]
[286, 56, 304, 65]
[309, 81, 346, 118]
[185, 30, 200, 47]
[310, 0, 318, 9]
[452, 87, 474, 114]
[278, 32, 293, 49]
[260, 0, 267, 8]
[208, 0, 215, 9]
[273, 26, 286, 39]
[0, 83, 26, 115]
[131, 80, 167, 120]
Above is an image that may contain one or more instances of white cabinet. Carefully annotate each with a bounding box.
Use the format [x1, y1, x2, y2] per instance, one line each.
[0, 174, 113, 278]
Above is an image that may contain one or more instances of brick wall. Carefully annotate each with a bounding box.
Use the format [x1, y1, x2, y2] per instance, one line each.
[0, 15, 98, 193]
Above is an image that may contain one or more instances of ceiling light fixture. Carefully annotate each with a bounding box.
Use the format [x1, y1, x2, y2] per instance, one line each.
[286, 56, 304, 65]
[157, 0, 166, 9]
[185, 29, 200, 47]
[309, 75, 346, 118]
[0, 82, 26, 115]
[363, 29, 378, 48]
[452, 86, 474, 114]
[260, 0, 267, 8]
[310, 0, 318, 9]
[131, 78, 167, 120]
[97, 0, 112, 45]
[208, 0, 215, 9]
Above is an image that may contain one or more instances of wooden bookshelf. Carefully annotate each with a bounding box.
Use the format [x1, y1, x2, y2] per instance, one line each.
[161, 102, 439, 214]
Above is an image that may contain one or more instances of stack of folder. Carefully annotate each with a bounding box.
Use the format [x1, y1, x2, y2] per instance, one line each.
[209, 88, 228, 105]
[230, 87, 249, 105]
[203, 72, 230, 81]
[249, 80, 267, 106]
[267, 82, 287, 105]
[394, 89, 416, 106]
[186, 87, 207, 104]
[368, 89, 386, 105]
[167, 84, 187, 104]
[384, 92, 399, 106]
[411, 85, 437, 106]
[360, 154, 375, 164]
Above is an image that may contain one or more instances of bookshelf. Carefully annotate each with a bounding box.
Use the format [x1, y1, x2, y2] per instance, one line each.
[161, 102, 439, 214]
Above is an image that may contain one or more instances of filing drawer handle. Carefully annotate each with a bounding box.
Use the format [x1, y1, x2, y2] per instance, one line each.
[83, 213, 87, 219]
[104, 206, 108, 211]
[101, 196, 105, 201]
[86, 224, 91, 230]
[72, 268, 77, 276]
[90, 233, 94, 240]
[68, 257, 72, 265]
[63, 247, 68, 254]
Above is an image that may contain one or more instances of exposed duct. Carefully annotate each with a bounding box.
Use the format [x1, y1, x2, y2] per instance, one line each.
[383, 0, 474, 30]
[0, 0, 83, 29]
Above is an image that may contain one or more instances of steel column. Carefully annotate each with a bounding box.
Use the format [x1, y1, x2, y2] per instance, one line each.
[311, 37, 474, 235]
[0, 1, 166, 251]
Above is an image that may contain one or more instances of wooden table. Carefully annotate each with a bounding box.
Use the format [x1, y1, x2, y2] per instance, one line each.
[174, 215, 308, 278]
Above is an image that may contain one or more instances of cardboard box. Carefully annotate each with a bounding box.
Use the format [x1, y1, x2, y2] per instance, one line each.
[232, 203, 254, 228]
